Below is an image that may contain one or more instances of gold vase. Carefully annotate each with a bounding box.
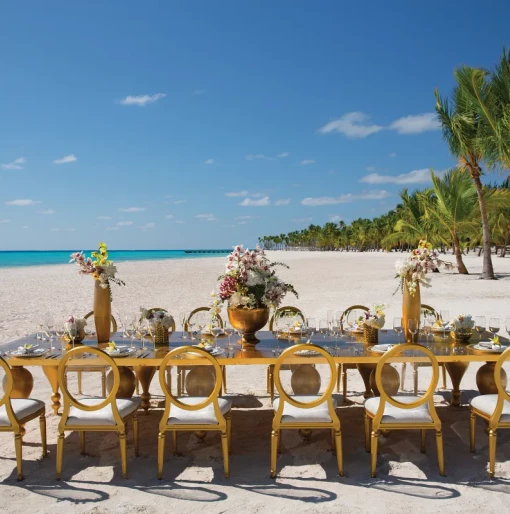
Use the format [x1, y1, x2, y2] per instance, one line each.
[363, 325, 379, 345]
[227, 306, 270, 348]
[450, 329, 472, 343]
[402, 277, 420, 343]
[94, 280, 111, 344]
[154, 323, 169, 345]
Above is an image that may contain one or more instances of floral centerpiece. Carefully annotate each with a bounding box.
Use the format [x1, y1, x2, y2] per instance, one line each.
[63, 316, 87, 344]
[140, 308, 174, 345]
[69, 242, 125, 343]
[450, 314, 474, 343]
[395, 240, 454, 342]
[357, 304, 386, 344]
[213, 245, 298, 346]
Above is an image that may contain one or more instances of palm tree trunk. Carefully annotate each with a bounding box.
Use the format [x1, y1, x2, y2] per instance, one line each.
[453, 233, 469, 274]
[472, 173, 496, 279]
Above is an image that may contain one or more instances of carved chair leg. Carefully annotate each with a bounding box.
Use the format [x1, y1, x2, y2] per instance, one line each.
[436, 430, 445, 477]
[221, 431, 230, 478]
[370, 430, 378, 478]
[158, 431, 165, 480]
[56, 432, 64, 480]
[14, 433, 23, 481]
[270, 430, 278, 478]
[119, 432, 128, 479]
[469, 410, 476, 452]
[40, 411, 48, 458]
[488, 429, 497, 478]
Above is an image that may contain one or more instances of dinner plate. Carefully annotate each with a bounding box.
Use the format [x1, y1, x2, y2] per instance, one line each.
[9, 348, 48, 358]
[295, 349, 321, 357]
[432, 326, 450, 333]
[104, 347, 136, 358]
[191, 345, 224, 357]
[368, 344, 394, 354]
[468, 343, 506, 354]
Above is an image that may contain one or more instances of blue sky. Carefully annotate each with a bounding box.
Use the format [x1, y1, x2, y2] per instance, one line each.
[1, 1, 509, 250]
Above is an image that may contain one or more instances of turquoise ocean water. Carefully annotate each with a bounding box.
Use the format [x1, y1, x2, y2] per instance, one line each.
[0, 250, 230, 268]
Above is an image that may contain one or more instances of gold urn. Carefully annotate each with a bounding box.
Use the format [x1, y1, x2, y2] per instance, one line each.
[227, 306, 270, 348]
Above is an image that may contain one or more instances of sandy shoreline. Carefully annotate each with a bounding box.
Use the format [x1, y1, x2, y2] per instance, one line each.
[0, 251, 509, 513]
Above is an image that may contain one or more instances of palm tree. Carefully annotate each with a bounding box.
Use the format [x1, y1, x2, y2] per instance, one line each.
[435, 75, 496, 279]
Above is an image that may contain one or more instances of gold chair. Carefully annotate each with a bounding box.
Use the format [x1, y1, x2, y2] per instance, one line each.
[336, 305, 368, 402]
[0, 357, 47, 480]
[469, 347, 510, 478]
[157, 345, 232, 479]
[400, 304, 447, 392]
[271, 343, 343, 478]
[178, 307, 225, 396]
[364, 344, 445, 478]
[56, 346, 140, 480]
[66, 311, 118, 396]
[267, 306, 306, 403]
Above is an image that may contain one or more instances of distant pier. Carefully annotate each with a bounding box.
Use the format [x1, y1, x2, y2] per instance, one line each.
[184, 249, 231, 254]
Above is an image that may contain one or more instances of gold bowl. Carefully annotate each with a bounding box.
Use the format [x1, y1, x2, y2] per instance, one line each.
[227, 307, 270, 348]
[450, 329, 472, 343]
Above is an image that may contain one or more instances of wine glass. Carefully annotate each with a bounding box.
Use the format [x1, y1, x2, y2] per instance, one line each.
[475, 316, 486, 341]
[422, 318, 432, 348]
[126, 323, 136, 350]
[54, 324, 66, 351]
[489, 318, 500, 337]
[408, 319, 418, 344]
[327, 310, 334, 329]
[319, 319, 329, 340]
[393, 317, 403, 344]
[210, 319, 224, 349]
[179, 311, 188, 340]
[224, 322, 234, 355]
[346, 311, 359, 341]
[306, 318, 316, 338]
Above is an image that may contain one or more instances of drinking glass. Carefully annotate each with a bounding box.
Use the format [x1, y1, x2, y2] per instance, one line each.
[210, 319, 224, 349]
[440, 310, 450, 326]
[393, 317, 403, 344]
[475, 316, 486, 341]
[179, 312, 188, 339]
[224, 322, 234, 354]
[422, 318, 432, 347]
[319, 319, 329, 340]
[54, 324, 66, 351]
[408, 319, 418, 344]
[126, 323, 136, 349]
[489, 318, 500, 337]
[327, 310, 334, 329]
[306, 318, 316, 338]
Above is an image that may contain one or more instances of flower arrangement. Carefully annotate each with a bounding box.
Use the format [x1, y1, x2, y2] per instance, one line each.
[64, 316, 87, 335]
[140, 308, 174, 329]
[70, 242, 125, 292]
[357, 304, 386, 329]
[395, 240, 454, 295]
[450, 314, 474, 331]
[213, 245, 298, 310]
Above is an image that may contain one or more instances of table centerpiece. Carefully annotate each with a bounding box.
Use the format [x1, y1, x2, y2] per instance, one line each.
[140, 308, 174, 345]
[450, 314, 474, 343]
[63, 316, 87, 344]
[212, 245, 298, 347]
[69, 242, 125, 343]
[395, 240, 454, 342]
[357, 304, 386, 344]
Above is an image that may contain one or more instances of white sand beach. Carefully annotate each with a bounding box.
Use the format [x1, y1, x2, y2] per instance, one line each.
[0, 251, 509, 513]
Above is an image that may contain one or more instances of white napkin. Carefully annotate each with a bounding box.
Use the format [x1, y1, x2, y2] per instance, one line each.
[478, 342, 502, 350]
[17, 344, 39, 354]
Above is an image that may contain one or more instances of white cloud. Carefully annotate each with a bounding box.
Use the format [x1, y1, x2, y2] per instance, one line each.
[0, 219, 10, 224]
[53, 154, 77, 164]
[239, 196, 270, 207]
[193, 89, 206, 95]
[5, 199, 40, 206]
[360, 168, 432, 185]
[119, 93, 166, 106]
[106, 226, 120, 231]
[50, 228, 60, 232]
[301, 190, 391, 206]
[175, 220, 185, 224]
[329, 215, 343, 222]
[50, 227, 75, 232]
[118, 207, 145, 212]
[366, 166, 376, 172]
[236, 215, 256, 220]
[22, 226, 29, 229]
[389, 113, 440, 134]
[1, 157, 25, 170]
[246, 152, 289, 161]
[277, 152, 289, 158]
[174, 200, 186, 205]
[194, 214, 217, 222]
[299, 159, 315, 165]
[225, 190, 248, 197]
[237, 221, 247, 225]
[63, 228, 75, 232]
[97, 216, 112, 220]
[165, 195, 172, 199]
[204, 158, 215, 165]
[319, 112, 383, 138]
[39, 209, 55, 215]
[275, 198, 291, 206]
[165, 214, 174, 219]
[389, 152, 397, 158]
[223, 224, 237, 228]
[293, 217, 313, 223]
[328, 170, 336, 175]
[141, 222, 155, 230]
[116, 221, 133, 226]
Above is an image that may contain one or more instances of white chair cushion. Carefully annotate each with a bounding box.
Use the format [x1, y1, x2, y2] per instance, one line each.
[0, 399, 45, 426]
[365, 396, 433, 424]
[167, 397, 231, 425]
[471, 394, 510, 422]
[67, 397, 141, 426]
[273, 395, 337, 423]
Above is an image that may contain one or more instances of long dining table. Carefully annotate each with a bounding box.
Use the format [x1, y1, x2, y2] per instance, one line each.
[2, 329, 508, 415]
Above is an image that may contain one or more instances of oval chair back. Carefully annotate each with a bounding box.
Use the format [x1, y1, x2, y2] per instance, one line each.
[58, 346, 124, 429]
[491, 347, 510, 427]
[158, 346, 226, 426]
[339, 305, 369, 325]
[421, 304, 440, 321]
[84, 311, 118, 335]
[143, 308, 176, 331]
[184, 307, 223, 332]
[372, 344, 441, 429]
[273, 343, 337, 420]
[0, 357, 18, 430]
[269, 306, 305, 331]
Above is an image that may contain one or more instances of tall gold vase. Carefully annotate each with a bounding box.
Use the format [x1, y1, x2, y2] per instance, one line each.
[402, 278, 420, 343]
[94, 280, 111, 343]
